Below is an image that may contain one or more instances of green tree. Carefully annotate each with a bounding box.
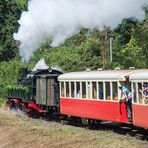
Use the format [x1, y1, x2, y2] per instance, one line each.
[0, 0, 27, 61]
[114, 18, 139, 46]
[0, 59, 23, 98]
[113, 18, 138, 66]
[133, 24, 148, 67]
[29, 30, 102, 72]
[115, 36, 144, 69]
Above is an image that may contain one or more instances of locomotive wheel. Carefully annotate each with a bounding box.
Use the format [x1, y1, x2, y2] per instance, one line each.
[29, 108, 39, 119]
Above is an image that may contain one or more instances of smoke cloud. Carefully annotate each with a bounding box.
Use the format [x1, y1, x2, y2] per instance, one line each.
[13, 0, 147, 61]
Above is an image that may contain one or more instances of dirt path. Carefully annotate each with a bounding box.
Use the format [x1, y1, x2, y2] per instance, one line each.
[0, 109, 148, 148]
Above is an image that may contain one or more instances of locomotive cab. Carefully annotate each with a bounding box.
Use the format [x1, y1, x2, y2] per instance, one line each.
[34, 68, 62, 108]
[26, 67, 63, 111]
[7, 67, 63, 114]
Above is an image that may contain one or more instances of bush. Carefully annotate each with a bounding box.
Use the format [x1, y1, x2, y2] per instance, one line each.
[0, 59, 23, 99]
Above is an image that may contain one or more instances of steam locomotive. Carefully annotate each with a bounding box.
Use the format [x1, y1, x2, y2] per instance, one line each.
[7, 67, 62, 116]
[7, 67, 148, 129]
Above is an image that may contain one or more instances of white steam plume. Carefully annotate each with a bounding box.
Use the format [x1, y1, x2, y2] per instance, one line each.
[13, 0, 147, 61]
[32, 58, 49, 71]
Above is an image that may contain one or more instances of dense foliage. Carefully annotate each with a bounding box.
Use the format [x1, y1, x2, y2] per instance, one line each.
[0, 0, 27, 61]
[0, 59, 23, 98]
[0, 1, 148, 100]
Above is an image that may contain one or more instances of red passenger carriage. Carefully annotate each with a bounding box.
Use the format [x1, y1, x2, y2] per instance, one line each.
[59, 70, 132, 123]
[130, 70, 148, 129]
[58, 69, 148, 128]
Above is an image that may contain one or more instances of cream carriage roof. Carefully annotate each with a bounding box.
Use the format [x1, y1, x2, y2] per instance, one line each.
[58, 70, 145, 81]
[129, 70, 148, 81]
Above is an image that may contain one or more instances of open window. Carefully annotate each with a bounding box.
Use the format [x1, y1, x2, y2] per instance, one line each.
[142, 82, 148, 104]
[92, 82, 97, 99]
[71, 82, 75, 98]
[76, 82, 80, 98]
[61, 82, 65, 97]
[112, 82, 118, 101]
[98, 82, 104, 100]
[132, 82, 137, 103]
[66, 82, 70, 97]
[105, 82, 111, 100]
[82, 82, 86, 99]
[132, 82, 148, 104]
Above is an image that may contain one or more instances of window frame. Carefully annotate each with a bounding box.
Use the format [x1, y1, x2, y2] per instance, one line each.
[60, 80, 119, 102]
[131, 81, 148, 105]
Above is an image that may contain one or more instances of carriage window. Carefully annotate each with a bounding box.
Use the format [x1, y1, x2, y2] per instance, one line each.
[132, 82, 137, 103]
[138, 82, 143, 104]
[105, 82, 111, 100]
[82, 82, 86, 99]
[66, 82, 70, 97]
[87, 82, 91, 99]
[76, 82, 80, 98]
[143, 82, 148, 104]
[137, 82, 148, 104]
[112, 82, 118, 101]
[71, 82, 75, 98]
[61, 82, 65, 97]
[92, 82, 97, 99]
[98, 82, 104, 100]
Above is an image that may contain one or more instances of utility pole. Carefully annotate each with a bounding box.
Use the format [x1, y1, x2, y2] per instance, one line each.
[100, 28, 108, 70]
[102, 46, 105, 70]
[110, 37, 113, 64]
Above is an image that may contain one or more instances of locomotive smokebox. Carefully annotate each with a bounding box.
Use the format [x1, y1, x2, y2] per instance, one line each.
[23, 67, 28, 73]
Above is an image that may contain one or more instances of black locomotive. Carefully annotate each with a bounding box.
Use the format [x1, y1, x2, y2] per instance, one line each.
[7, 67, 63, 116]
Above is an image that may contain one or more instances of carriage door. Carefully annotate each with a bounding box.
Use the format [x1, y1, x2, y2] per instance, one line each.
[47, 77, 57, 106]
[118, 80, 131, 122]
[36, 76, 47, 105]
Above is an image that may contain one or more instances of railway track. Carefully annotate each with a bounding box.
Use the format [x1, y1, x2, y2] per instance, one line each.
[7, 107, 148, 141]
[35, 114, 148, 141]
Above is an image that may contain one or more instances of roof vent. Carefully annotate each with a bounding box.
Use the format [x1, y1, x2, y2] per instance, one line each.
[129, 67, 135, 70]
[97, 68, 102, 71]
[115, 67, 120, 70]
[86, 68, 91, 72]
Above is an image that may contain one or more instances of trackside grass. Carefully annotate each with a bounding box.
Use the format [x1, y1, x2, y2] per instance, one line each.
[0, 111, 148, 148]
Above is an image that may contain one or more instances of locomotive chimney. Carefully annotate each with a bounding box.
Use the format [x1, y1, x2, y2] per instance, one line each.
[21, 68, 28, 78]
